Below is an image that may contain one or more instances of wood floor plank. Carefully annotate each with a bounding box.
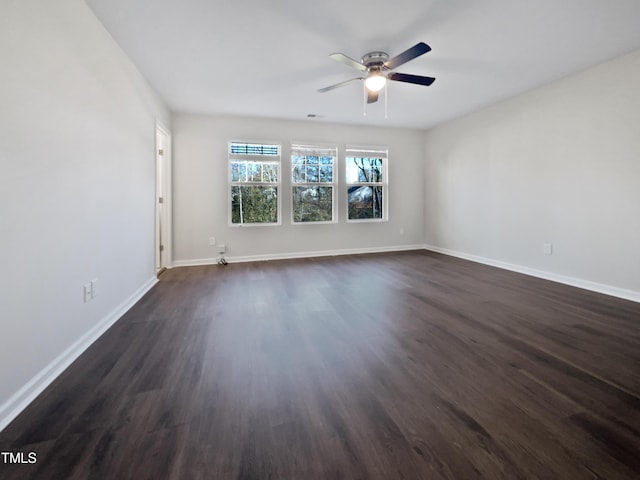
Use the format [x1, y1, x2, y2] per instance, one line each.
[1, 250, 639, 479]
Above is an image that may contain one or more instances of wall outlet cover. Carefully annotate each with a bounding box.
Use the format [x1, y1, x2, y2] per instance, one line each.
[83, 283, 92, 302]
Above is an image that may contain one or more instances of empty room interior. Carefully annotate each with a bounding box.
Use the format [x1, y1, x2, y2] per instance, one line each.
[2, 0, 640, 478]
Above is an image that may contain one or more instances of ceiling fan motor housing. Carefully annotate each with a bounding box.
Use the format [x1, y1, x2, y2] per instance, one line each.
[361, 52, 389, 69]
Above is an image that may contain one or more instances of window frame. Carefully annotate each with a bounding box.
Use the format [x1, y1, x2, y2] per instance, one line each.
[290, 143, 338, 225]
[228, 140, 282, 227]
[345, 146, 389, 223]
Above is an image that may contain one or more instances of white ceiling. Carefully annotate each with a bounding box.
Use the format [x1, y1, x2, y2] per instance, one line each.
[86, 0, 640, 129]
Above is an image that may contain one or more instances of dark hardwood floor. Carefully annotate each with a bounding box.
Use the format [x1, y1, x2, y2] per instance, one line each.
[1, 250, 639, 479]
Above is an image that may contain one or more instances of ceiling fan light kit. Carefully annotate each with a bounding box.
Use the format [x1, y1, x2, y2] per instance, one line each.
[364, 73, 386, 92]
[319, 42, 436, 117]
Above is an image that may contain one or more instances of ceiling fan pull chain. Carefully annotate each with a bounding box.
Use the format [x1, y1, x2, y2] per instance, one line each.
[384, 82, 388, 119]
[363, 83, 367, 116]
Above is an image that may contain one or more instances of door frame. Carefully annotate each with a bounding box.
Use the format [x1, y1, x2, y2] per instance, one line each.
[155, 122, 172, 273]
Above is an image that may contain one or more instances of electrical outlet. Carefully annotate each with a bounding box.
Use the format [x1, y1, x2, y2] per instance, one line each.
[83, 283, 92, 303]
[209, 236, 216, 246]
[543, 243, 553, 255]
[218, 244, 226, 254]
[399, 227, 405, 235]
[91, 278, 98, 298]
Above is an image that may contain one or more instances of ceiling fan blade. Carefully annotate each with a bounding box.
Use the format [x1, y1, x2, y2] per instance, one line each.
[384, 42, 431, 70]
[388, 72, 436, 86]
[329, 53, 367, 72]
[367, 90, 379, 104]
[317, 77, 363, 93]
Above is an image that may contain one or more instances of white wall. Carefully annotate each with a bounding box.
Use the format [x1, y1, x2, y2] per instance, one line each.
[424, 50, 640, 298]
[172, 113, 425, 263]
[0, 0, 170, 429]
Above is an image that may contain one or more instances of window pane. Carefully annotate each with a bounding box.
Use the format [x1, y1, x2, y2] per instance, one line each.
[292, 156, 305, 169]
[346, 157, 383, 183]
[293, 186, 333, 222]
[346, 158, 367, 183]
[305, 165, 319, 182]
[248, 163, 262, 182]
[370, 158, 383, 182]
[345, 158, 357, 183]
[319, 165, 333, 183]
[348, 186, 383, 220]
[292, 164, 305, 183]
[320, 156, 333, 165]
[231, 161, 247, 182]
[262, 163, 278, 182]
[231, 143, 279, 156]
[306, 155, 319, 165]
[231, 186, 278, 224]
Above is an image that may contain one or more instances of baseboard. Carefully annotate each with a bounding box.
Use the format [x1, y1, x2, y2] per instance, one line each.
[0, 277, 159, 433]
[424, 245, 640, 303]
[172, 244, 428, 267]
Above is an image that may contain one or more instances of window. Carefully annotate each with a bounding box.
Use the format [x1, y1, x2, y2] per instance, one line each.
[346, 147, 388, 221]
[229, 142, 280, 225]
[291, 144, 337, 223]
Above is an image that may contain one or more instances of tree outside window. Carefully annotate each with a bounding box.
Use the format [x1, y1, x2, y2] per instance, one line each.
[291, 144, 337, 223]
[229, 142, 280, 225]
[346, 148, 388, 221]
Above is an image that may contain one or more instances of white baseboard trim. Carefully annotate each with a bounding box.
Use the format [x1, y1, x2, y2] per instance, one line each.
[0, 277, 158, 433]
[172, 244, 428, 268]
[424, 245, 640, 303]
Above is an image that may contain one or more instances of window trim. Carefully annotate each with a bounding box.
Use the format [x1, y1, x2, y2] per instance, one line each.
[228, 140, 282, 227]
[345, 146, 389, 223]
[290, 143, 338, 225]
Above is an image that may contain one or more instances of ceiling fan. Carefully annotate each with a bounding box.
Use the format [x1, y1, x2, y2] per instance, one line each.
[318, 42, 436, 104]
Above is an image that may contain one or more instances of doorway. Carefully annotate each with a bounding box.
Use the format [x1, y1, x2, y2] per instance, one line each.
[156, 123, 172, 275]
